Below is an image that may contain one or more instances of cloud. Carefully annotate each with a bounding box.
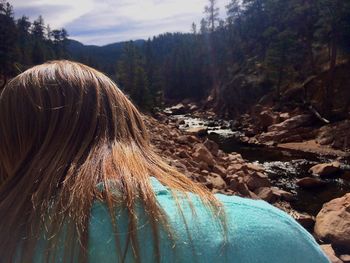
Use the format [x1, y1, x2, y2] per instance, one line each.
[11, 0, 229, 45]
[71, 12, 200, 45]
[12, 0, 95, 28]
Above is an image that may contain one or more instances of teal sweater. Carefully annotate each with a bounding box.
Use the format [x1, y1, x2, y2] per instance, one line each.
[87, 178, 329, 263]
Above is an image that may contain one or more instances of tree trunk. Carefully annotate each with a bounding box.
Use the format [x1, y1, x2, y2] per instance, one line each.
[306, 36, 315, 74]
[276, 45, 287, 100]
[276, 64, 284, 100]
[324, 30, 337, 118]
[209, 34, 219, 102]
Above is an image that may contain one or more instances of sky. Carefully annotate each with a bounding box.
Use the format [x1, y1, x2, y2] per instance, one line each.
[11, 0, 229, 46]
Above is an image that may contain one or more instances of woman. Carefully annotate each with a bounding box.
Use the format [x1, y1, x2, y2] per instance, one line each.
[0, 61, 329, 263]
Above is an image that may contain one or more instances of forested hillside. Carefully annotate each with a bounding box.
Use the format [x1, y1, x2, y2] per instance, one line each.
[2, 0, 350, 118]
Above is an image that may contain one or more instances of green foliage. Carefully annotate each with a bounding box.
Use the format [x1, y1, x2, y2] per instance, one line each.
[117, 41, 152, 110]
[0, 0, 17, 76]
[204, 0, 220, 32]
[3, 0, 350, 115]
[69, 0, 350, 114]
[317, 0, 350, 54]
[0, 1, 69, 80]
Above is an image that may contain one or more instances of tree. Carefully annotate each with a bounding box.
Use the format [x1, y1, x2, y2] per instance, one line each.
[291, 0, 319, 74]
[17, 16, 32, 65]
[200, 18, 209, 34]
[117, 41, 152, 110]
[31, 15, 46, 64]
[0, 1, 18, 81]
[50, 28, 69, 58]
[17, 15, 31, 33]
[191, 22, 197, 34]
[265, 30, 298, 99]
[46, 24, 52, 40]
[0, 1, 73, 75]
[32, 41, 46, 65]
[32, 15, 45, 40]
[204, 0, 220, 33]
[226, 0, 241, 25]
[242, 0, 269, 59]
[317, 0, 350, 117]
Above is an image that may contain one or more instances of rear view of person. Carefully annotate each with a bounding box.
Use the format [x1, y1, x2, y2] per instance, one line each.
[0, 60, 329, 262]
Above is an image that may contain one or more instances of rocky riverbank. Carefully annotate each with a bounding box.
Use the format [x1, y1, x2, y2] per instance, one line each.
[233, 104, 350, 157]
[144, 108, 350, 262]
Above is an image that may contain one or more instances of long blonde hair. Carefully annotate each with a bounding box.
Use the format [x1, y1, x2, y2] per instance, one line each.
[0, 60, 223, 262]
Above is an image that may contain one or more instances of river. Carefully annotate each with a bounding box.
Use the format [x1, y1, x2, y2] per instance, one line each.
[172, 114, 350, 216]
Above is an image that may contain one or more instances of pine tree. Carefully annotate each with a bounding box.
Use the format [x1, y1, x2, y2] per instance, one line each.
[200, 18, 208, 34]
[317, 0, 350, 117]
[46, 24, 52, 40]
[291, 0, 318, 74]
[191, 22, 197, 35]
[265, 30, 298, 99]
[32, 15, 45, 40]
[204, 0, 220, 33]
[117, 41, 152, 110]
[31, 15, 46, 64]
[226, 0, 241, 25]
[17, 16, 32, 65]
[0, 1, 18, 81]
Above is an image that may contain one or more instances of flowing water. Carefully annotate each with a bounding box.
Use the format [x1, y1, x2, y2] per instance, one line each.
[173, 114, 350, 216]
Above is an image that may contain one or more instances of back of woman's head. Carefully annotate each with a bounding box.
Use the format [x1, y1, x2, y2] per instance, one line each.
[0, 60, 148, 178]
[0, 60, 220, 262]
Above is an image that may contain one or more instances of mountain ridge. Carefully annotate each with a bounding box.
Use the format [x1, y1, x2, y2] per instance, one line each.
[67, 38, 146, 73]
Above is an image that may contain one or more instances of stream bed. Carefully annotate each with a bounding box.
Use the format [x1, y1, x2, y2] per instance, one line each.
[173, 114, 350, 216]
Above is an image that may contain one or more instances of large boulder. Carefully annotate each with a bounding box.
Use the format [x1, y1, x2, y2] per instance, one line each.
[309, 162, 341, 177]
[212, 164, 227, 177]
[340, 254, 350, 263]
[242, 163, 265, 172]
[258, 126, 315, 144]
[185, 127, 208, 136]
[268, 114, 312, 132]
[257, 130, 288, 143]
[317, 131, 335, 145]
[320, 245, 343, 263]
[227, 163, 243, 173]
[176, 135, 200, 145]
[166, 103, 187, 115]
[316, 120, 350, 150]
[188, 103, 198, 112]
[254, 187, 275, 202]
[270, 187, 295, 202]
[314, 193, 350, 251]
[203, 138, 219, 156]
[207, 173, 227, 189]
[226, 153, 244, 162]
[295, 213, 316, 230]
[192, 143, 216, 166]
[177, 150, 191, 159]
[296, 177, 326, 189]
[244, 171, 271, 191]
[279, 112, 290, 121]
[259, 110, 278, 129]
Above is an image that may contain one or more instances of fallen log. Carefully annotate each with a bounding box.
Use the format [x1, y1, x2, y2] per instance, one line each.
[308, 104, 330, 124]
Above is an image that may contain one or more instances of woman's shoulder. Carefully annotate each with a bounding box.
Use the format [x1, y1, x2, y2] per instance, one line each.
[153, 181, 329, 263]
[89, 178, 330, 263]
[212, 193, 330, 263]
